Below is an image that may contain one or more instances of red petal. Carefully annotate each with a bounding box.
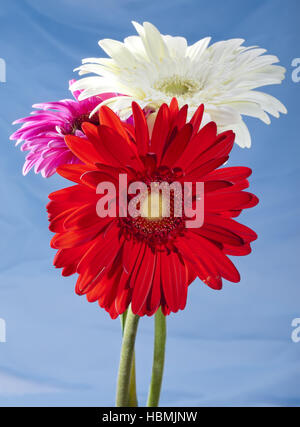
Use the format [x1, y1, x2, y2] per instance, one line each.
[204, 214, 258, 243]
[182, 156, 229, 182]
[172, 104, 188, 131]
[223, 243, 252, 256]
[65, 134, 103, 165]
[128, 243, 147, 289]
[188, 131, 234, 172]
[114, 282, 132, 317]
[205, 181, 232, 193]
[80, 169, 119, 190]
[206, 167, 252, 182]
[48, 184, 95, 203]
[99, 105, 131, 143]
[176, 238, 222, 290]
[49, 207, 76, 232]
[174, 121, 217, 170]
[86, 275, 111, 303]
[150, 104, 170, 163]
[186, 232, 240, 283]
[146, 251, 161, 316]
[81, 122, 102, 146]
[54, 242, 91, 274]
[160, 251, 187, 312]
[161, 124, 193, 167]
[50, 221, 106, 249]
[56, 164, 95, 184]
[191, 224, 244, 247]
[98, 125, 142, 170]
[75, 223, 121, 293]
[205, 191, 258, 212]
[132, 101, 149, 156]
[169, 98, 179, 123]
[189, 104, 204, 136]
[131, 245, 156, 315]
[54, 242, 90, 268]
[122, 238, 141, 274]
[63, 204, 110, 231]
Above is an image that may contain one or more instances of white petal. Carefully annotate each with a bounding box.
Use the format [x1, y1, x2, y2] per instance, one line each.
[73, 77, 127, 99]
[186, 37, 211, 61]
[75, 64, 117, 79]
[163, 35, 188, 58]
[98, 39, 137, 67]
[233, 91, 287, 116]
[101, 96, 133, 114]
[131, 21, 145, 38]
[224, 121, 252, 148]
[124, 36, 147, 61]
[207, 105, 241, 126]
[71, 76, 105, 91]
[226, 101, 271, 124]
[142, 22, 169, 62]
[81, 57, 115, 67]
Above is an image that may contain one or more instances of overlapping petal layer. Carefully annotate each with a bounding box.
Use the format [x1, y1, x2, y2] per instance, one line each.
[73, 21, 286, 148]
[10, 80, 118, 177]
[48, 100, 258, 318]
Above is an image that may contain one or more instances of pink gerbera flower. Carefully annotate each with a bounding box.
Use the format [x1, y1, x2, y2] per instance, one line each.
[10, 80, 118, 177]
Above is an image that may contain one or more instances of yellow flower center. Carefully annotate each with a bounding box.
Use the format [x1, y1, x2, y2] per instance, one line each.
[140, 192, 169, 220]
[155, 76, 199, 97]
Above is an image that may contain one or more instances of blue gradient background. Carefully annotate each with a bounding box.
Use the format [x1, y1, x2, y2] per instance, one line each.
[0, 0, 299, 407]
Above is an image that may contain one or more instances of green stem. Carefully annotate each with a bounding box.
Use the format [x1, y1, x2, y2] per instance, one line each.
[120, 310, 138, 407]
[116, 306, 140, 407]
[128, 353, 138, 407]
[147, 308, 167, 407]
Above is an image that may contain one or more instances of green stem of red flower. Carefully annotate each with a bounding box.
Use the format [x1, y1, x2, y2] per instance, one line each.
[120, 310, 138, 407]
[116, 306, 140, 407]
[147, 307, 167, 407]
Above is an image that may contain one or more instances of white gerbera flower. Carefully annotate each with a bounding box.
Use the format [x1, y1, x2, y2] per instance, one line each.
[72, 21, 287, 148]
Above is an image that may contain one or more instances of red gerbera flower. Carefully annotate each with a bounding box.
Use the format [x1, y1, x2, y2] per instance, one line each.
[47, 99, 258, 318]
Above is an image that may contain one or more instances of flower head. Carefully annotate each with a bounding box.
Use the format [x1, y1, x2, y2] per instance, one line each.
[73, 21, 287, 148]
[10, 80, 118, 177]
[48, 100, 258, 318]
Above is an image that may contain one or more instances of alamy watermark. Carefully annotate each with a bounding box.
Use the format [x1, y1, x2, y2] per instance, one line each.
[291, 318, 300, 343]
[0, 318, 6, 342]
[95, 175, 204, 228]
[0, 58, 6, 83]
[291, 58, 300, 83]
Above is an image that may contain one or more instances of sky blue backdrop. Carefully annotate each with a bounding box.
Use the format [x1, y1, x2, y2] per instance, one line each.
[0, 0, 299, 407]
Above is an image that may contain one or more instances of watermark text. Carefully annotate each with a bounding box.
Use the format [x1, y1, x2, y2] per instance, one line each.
[291, 58, 300, 83]
[0, 58, 6, 83]
[95, 175, 204, 228]
[291, 318, 300, 343]
[0, 318, 6, 342]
